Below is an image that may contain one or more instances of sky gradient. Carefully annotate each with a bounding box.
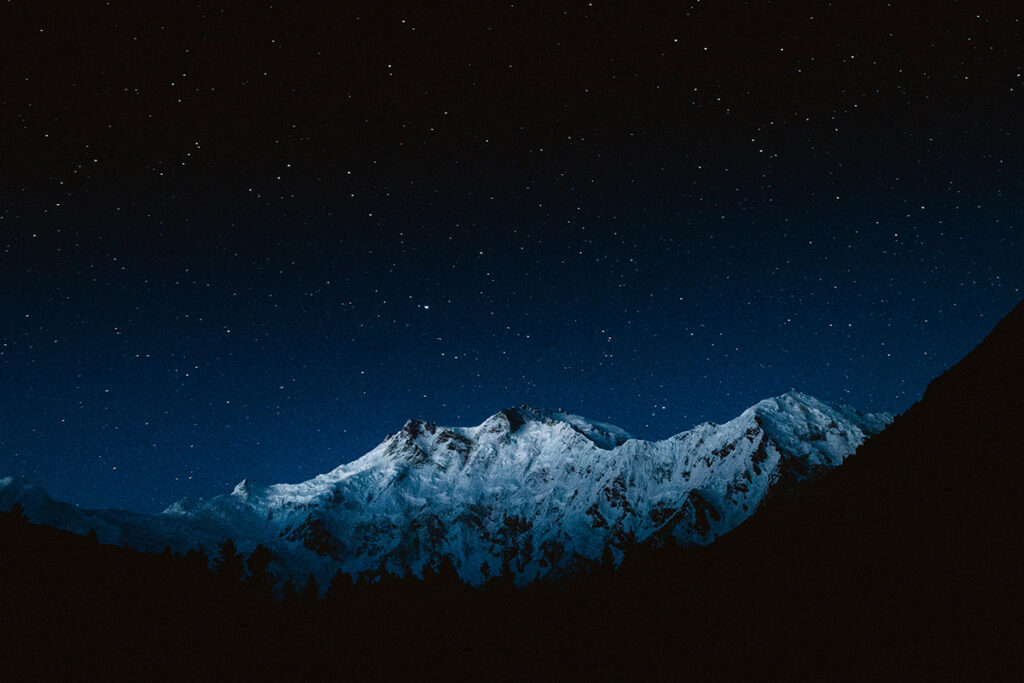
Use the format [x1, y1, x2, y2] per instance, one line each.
[3, 1, 1022, 511]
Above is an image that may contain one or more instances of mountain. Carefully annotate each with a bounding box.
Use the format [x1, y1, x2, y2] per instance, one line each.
[0, 392, 889, 585]
[4, 301, 1020, 680]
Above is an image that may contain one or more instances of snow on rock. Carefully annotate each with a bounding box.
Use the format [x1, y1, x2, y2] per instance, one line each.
[0, 392, 891, 586]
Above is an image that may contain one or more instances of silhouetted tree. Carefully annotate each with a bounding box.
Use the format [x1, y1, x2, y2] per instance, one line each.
[8, 502, 27, 523]
[282, 578, 299, 603]
[184, 547, 209, 572]
[500, 550, 512, 579]
[327, 569, 353, 601]
[301, 574, 319, 601]
[600, 544, 615, 573]
[213, 539, 245, 584]
[486, 552, 515, 593]
[587, 544, 616, 590]
[245, 544, 275, 600]
[437, 554, 460, 587]
[0, 503, 28, 540]
[421, 560, 438, 584]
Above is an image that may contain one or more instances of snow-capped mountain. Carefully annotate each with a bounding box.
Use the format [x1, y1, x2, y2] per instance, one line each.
[0, 392, 890, 585]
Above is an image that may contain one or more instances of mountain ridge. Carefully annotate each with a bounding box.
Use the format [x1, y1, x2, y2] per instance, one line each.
[0, 390, 891, 585]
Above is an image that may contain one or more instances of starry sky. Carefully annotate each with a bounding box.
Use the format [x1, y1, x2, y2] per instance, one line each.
[3, 1, 1022, 512]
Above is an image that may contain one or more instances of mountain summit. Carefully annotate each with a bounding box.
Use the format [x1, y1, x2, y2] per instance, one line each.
[1, 392, 890, 585]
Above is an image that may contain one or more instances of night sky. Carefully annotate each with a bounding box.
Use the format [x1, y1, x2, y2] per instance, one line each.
[3, 1, 1022, 512]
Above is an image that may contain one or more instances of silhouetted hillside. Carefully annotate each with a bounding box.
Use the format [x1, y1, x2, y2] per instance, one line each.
[0, 509, 269, 679]
[616, 298, 1024, 677]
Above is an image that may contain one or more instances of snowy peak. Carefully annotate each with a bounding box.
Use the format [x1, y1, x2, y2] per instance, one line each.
[231, 478, 255, 500]
[381, 405, 633, 464]
[472, 405, 632, 450]
[507, 405, 633, 449]
[750, 391, 891, 464]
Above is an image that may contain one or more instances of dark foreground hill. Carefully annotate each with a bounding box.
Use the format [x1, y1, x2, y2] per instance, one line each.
[612, 298, 1024, 678]
[2, 300, 1022, 680]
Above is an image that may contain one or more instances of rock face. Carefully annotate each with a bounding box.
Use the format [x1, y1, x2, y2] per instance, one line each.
[0, 392, 890, 585]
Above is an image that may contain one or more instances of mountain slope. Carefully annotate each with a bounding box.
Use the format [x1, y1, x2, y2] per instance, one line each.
[612, 299, 1024, 677]
[1, 392, 890, 585]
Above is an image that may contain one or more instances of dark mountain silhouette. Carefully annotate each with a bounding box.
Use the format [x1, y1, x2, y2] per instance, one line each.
[1, 300, 1021, 680]
[614, 298, 1024, 677]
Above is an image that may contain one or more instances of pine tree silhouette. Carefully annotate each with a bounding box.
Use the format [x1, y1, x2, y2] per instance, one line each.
[326, 569, 353, 601]
[7, 502, 27, 523]
[301, 574, 319, 601]
[213, 539, 245, 584]
[436, 554, 460, 588]
[281, 578, 299, 603]
[245, 544, 275, 600]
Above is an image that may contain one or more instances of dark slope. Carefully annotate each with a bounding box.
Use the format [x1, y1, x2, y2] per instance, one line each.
[0, 511, 279, 680]
[738, 297, 1024, 599]
[615, 299, 1024, 677]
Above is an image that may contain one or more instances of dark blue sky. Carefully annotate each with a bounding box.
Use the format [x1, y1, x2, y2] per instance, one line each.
[3, 1, 1022, 512]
